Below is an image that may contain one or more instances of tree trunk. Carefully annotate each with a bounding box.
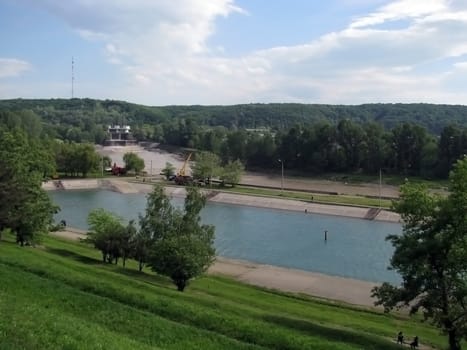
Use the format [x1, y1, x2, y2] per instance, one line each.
[122, 257, 126, 268]
[102, 252, 106, 262]
[176, 279, 186, 292]
[448, 329, 461, 350]
[138, 260, 143, 272]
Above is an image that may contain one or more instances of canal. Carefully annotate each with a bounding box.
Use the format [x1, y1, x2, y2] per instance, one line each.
[50, 189, 401, 284]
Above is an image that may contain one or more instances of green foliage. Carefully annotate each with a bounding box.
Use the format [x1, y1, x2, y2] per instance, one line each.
[161, 162, 176, 180]
[103, 155, 112, 169]
[123, 152, 145, 174]
[220, 160, 245, 187]
[143, 185, 215, 291]
[192, 151, 221, 183]
[5, 98, 467, 179]
[0, 128, 57, 245]
[372, 157, 467, 350]
[86, 209, 127, 263]
[55, 142, 100, 177]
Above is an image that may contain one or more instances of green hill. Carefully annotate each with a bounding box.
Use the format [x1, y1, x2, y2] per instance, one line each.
[0, 234, 446, 349]
[1, 98, 467, 134]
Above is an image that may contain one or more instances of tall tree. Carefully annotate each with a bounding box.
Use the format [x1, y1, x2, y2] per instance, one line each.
[123, 152, 145, 174]
[0, 128, 57, 245]
[86, 208, 125, 263]
[161, 162, 176, 180]
[192, 151, 221, 184]
[144, 185, 215, 291]
[372, 158, 467, 350]
[220, 160, 244, 187]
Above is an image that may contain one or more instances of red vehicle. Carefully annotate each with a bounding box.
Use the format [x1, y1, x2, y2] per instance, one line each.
[111, 163, 127, 176]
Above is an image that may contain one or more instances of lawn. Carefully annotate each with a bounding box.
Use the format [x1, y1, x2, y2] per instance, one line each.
[0, 234, 447, 349]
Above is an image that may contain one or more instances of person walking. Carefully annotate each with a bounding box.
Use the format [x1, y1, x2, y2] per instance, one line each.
[410, 336, 418, 349]
[397, 331, 404, 345]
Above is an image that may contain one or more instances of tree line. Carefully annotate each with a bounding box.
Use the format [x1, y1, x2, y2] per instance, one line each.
[3, 98, 467, 134]
[3, 100, 467, 179]
[152, 119, 467, 179]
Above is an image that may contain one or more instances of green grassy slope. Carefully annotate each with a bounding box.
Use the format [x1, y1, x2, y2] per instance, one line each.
[0, 235, 446, 349]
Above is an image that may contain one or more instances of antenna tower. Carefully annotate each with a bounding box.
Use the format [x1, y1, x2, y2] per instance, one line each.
[71, 56, 74, 98]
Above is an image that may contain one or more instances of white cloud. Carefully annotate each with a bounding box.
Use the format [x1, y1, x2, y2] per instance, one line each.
[16, 0, 467, 104]
[0, 58, 32, 79]
[350, 0, 448, 28]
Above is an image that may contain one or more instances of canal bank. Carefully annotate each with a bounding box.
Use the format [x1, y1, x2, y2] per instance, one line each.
[50, 229, 380, 307]
[43, 179, 400, 222]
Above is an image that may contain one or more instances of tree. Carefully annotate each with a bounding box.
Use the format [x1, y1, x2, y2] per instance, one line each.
[55, 142, 100, 177]
[123, 152, 145, 174]
[143, 185, 215, 291]
[121, 220, 137, 267]
[132, 229, 152, 272]
[161, 162, 176, 180]
[372, 158, 467, 350]
[86, 208, 126, 263]
[192, 151, 221, 184]
[0, 128, 57, 245]
[220, 160, 244, 187]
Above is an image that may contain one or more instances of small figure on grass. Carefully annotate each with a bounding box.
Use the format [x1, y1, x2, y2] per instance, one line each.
[410, 336, 418, 349]
[397, 331, 404, 345]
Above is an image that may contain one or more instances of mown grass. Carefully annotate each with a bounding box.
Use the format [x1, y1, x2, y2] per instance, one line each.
[154, 180, 394, 208]
[220, 186, 393, 208]
[0, 234, 447, 349]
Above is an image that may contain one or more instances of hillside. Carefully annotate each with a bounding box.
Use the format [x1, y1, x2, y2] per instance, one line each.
[0, 233, 446, 349]
[1, 98, 467, 134]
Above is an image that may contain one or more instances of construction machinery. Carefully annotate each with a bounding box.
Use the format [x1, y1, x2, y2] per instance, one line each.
[174, 152, 193, 185]
[111, 162, 127, 176]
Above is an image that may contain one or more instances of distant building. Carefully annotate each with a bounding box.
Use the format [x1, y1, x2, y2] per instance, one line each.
[105, 125, 137, 146]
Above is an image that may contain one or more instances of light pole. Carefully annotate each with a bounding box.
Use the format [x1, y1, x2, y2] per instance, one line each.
[379, 168, 382, 208]
[278, 159, 284, 194]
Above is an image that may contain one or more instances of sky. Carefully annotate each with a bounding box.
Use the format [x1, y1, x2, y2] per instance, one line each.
[1, 0, 467, 106]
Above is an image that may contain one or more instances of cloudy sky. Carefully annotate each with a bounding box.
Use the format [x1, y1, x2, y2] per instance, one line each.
[1, 0, 467, 105]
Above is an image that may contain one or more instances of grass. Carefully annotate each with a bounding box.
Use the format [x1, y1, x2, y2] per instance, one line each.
[0, 234, 448, 349]
[219, 186, 393, 209]
[153, 180, 393, 208]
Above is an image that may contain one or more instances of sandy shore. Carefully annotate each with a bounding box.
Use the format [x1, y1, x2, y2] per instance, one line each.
[50, 229, 379, 307]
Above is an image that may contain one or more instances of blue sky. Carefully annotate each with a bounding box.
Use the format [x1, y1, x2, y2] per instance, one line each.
[1, 0, 467, 105]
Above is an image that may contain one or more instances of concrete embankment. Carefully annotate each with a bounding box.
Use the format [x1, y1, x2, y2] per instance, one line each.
[43, 179, 139, 194]
[43, 179, 400, 222]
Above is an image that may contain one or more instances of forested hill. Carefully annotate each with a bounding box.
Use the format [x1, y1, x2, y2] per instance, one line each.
[1, 98, 467, 134]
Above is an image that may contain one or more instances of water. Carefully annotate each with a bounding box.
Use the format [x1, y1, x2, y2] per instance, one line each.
[49, 190, 401, 284]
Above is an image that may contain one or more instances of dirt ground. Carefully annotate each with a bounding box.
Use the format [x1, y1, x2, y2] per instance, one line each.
[95, 145, 400, 198]
[95, 145, 188, 176]
[241, 172, 400, 198]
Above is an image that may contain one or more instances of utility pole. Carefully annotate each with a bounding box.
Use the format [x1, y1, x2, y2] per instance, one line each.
[379, 168, 382, 208]
[71, 56, 74, 99]
[278, 159, 284, 194]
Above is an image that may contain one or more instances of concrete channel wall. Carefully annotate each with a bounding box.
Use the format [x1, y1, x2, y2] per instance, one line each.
[43, 179, 400, 223]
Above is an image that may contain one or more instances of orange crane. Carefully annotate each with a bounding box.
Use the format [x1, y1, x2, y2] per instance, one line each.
[174, 152, 193, 185]
[178, 152, 192, 176]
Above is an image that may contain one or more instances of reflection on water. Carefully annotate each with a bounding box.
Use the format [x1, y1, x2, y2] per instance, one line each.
[50, 189, 401, 283]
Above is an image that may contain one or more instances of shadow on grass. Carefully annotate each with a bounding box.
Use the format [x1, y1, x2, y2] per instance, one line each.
[264, 315, 400, 350]
[112, 265, 171, 286]
[46, 246, 174, 288]
[46, 247, 101, 265]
